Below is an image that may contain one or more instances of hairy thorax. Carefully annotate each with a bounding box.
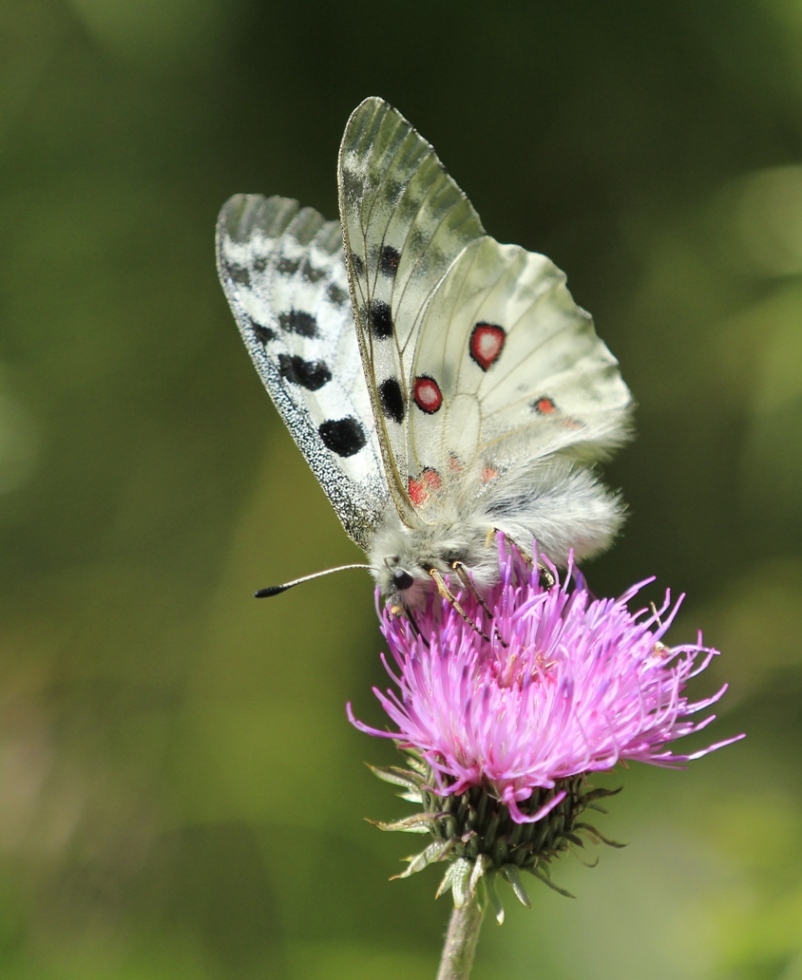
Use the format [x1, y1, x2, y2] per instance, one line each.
[369, 502, 499, 607]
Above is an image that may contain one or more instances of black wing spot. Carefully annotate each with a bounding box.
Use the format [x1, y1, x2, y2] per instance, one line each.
[378, 377, 405, 423]
[341, 168, 363, 205]
[252, 257, 268, 273]
[227, 264, 251, 286]
[380, 245, 401, 277]
[301, 260, 326, 283]
[327, 282, 349, 307]
[350, 253, 365, 277]
[278, 309, 318, 338]
[399, 192, 423, 221]
[277, 257, 300, 276]
[319, 417, 367, 458]
[382, 178, 404, 206]
[278, 353, 332, 391]
[369, 300, 393, 339]
[252, 323, 276, 344]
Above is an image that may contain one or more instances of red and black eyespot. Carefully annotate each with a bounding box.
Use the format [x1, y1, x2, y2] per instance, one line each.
[531, 396, 557, 415]
[469, 322, 506, 371]
[412, 375, 443, 414]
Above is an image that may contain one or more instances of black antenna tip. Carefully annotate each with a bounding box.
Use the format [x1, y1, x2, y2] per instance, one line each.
[254, 584, 291, 598]
[252, 563, 371, 600]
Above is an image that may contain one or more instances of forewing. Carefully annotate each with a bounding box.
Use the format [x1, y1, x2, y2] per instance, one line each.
[408, 236, 632, 479]
[337, 97, 485, 517]
[216, 194, 388, 549]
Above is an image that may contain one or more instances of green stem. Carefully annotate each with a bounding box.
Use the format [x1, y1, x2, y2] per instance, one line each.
[436, 899, 486, 980]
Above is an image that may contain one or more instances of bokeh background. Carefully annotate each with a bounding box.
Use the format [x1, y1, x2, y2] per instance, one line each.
[2, 2, 801, 977]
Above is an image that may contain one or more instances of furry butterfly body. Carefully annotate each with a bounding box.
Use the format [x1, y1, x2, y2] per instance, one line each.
[216, 98, 631, 605]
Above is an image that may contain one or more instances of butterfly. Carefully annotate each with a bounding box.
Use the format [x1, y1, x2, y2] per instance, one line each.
[216, 97, 632, 607]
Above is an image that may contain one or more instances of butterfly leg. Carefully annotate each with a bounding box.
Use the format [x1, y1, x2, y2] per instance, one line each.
[487, 528, 556, 589]
[427, 568, 490, 642]
[451, 561, 509, 649]
[404, 606, 430, 648]
[485, 526, 535, 566]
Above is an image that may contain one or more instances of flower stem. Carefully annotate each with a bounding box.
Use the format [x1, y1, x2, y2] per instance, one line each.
[436, 899, 486, 980]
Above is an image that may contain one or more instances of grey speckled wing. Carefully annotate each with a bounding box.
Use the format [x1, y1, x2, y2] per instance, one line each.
[216, 193, 388, 549]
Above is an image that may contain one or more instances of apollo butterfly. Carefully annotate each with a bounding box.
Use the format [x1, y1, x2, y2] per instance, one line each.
[216, 98, 632, 606]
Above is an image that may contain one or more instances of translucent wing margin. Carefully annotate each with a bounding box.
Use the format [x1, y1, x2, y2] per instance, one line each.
[216, 194, 388, 549]
[337, 97, 485, 519]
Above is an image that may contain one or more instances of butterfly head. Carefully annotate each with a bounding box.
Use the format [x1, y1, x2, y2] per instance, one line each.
[379, 554, 430, 607]
[370, 507, 500, 608]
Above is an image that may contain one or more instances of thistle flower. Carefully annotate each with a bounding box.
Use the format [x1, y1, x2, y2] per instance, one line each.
[349, 538, 742, 916]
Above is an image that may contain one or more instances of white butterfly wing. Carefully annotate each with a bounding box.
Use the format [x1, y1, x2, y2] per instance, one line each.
[336, 97, 630, 533]
[216, 194, 388, 549]
[337, 97, 485, 517]
[408, 236, 632, 481]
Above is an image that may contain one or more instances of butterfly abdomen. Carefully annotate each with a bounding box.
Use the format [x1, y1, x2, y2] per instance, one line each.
[482, 459, 626, 567]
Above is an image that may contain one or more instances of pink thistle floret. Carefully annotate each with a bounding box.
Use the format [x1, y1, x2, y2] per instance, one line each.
[349, 539, 743, 825]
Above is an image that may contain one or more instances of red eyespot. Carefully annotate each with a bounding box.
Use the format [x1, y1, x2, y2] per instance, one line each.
[408, 467, 441, 506]
[469, 323, 506, 371]
[413, 375, 443, 414]
[408, 478, 425, 506]
[533, 396, 557, 415]
[423, 468, 441, 491]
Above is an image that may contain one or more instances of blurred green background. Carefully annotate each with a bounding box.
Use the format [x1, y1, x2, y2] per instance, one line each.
[1, 1, 800, 977]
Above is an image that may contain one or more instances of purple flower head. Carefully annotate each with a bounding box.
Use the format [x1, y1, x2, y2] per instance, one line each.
[349, 538, 743, 908]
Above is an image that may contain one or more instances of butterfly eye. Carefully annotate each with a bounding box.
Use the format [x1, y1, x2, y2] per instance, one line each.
[392, 568, 414, 592]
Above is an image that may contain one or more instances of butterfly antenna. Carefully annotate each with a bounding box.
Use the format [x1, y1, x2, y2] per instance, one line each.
[254, 564, 372, 598]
